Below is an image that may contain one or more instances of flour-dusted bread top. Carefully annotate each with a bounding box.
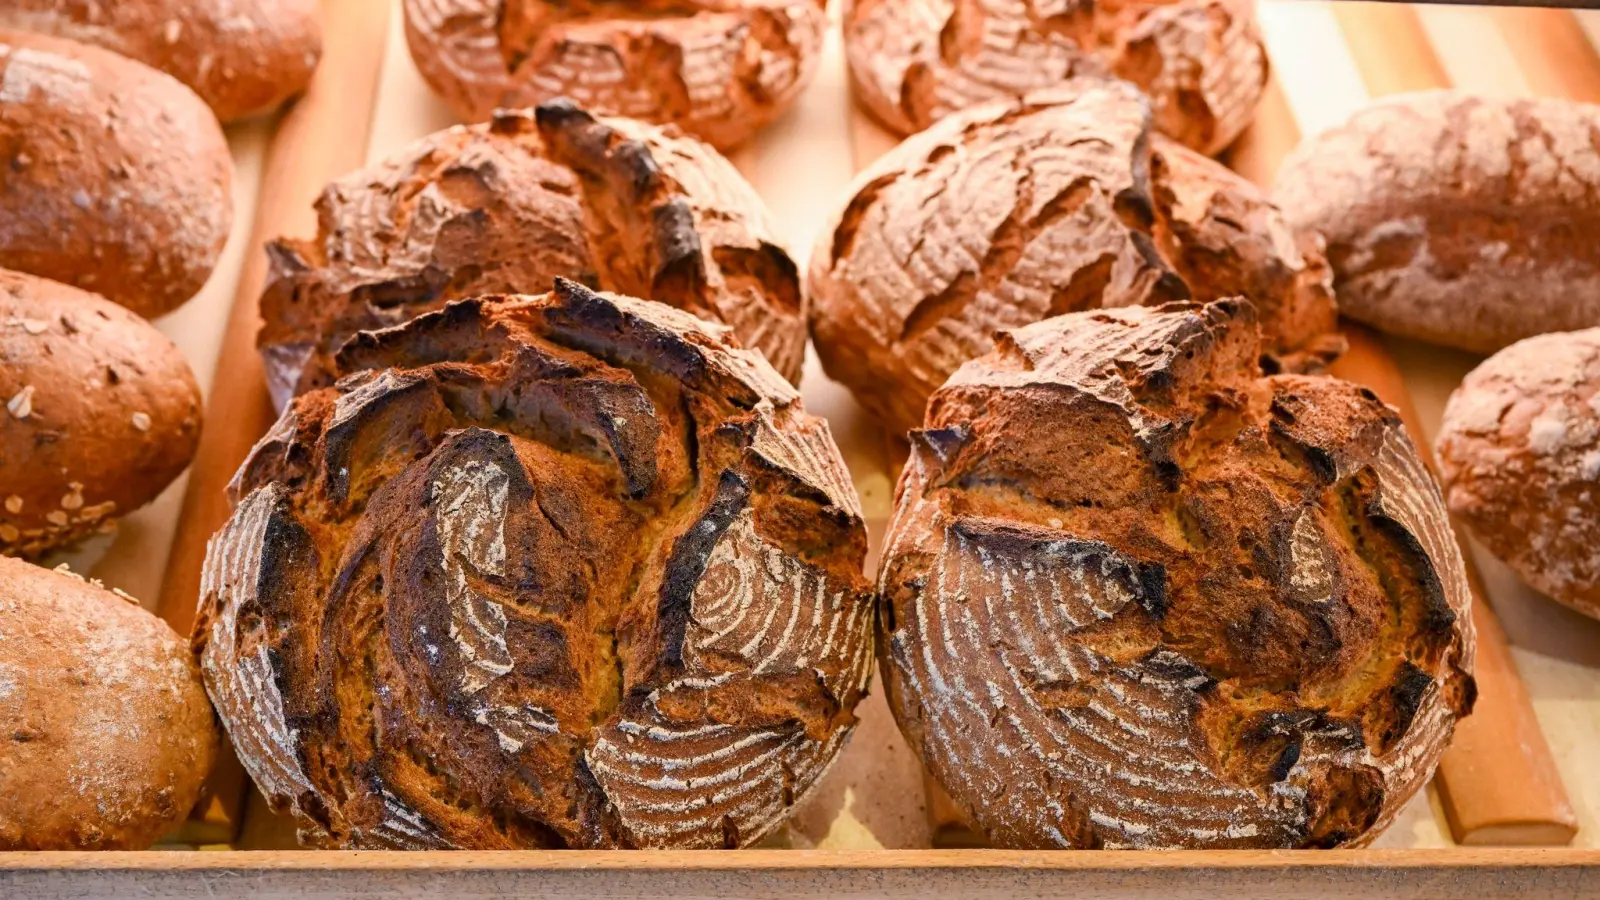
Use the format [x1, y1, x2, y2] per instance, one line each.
[0, 558, 218, 850]
[1274, 91, 1600, 354]
[809, 82, 1339, 436]
[403, 0, 826, 150]
[878, 300, 1475, 849]
[1437, 329, 1600, 620]
[260, 103, 805, 411]
[843, 0, 1266, 154]
[201, 281, 873, 849]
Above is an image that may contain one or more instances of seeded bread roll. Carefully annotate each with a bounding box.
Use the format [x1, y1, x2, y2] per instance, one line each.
[0, 558, 218, 850]
[809, 82, 1340, 436]
[1437, 329, 1600, 620]
[403, 0, 826, 150]
[199, 281, 874, 849]
[261, 103, 805, 411]
[878, 300, 1475, 849]
[1274, 91, 1600, 354]
[844, 0, 1267, 155]
[0, 269, 202, 558]
[0, 0, 322, 121]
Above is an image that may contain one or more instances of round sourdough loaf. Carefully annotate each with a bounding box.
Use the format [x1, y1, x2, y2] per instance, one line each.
[0, 0, 321, 121]
[809, 82, 1340, 436]
[1274, 91, 1600, 354]
[403, 0, 826, 149]
[199, 281, 875, 849]
[0, 269, 202, 558]
[260, 102, 805, 411]
[878, 300, 1476, 849]
[0, 558, 218, 850]
[0, 30, 233, 317]
[1437, 329, 1600, 619]
[843, 0, 1267, 154]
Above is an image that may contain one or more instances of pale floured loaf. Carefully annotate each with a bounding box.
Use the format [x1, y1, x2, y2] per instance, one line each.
[198, 281, 874, 849]
[878, 299, 1475, 849]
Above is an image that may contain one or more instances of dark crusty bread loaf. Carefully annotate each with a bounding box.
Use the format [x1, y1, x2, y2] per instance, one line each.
[1437, 329, 1600, 620]
[844, 0, 1267, 155]
[1274, 91, 1600, 354]
[403, 0, 827, 150]
[199, 281, 874, 849]
[260, 102, 805, 411]
[0, 30, 232, 317]
[0, 0, 321, 122]
[0, 269, 202, 558]
[809, 81, 1340, 436]
[0, 558, 218, 850]
[878, 300, 1475, 849]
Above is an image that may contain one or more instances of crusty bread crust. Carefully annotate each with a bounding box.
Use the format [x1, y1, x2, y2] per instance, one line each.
[843, 0, 1267, 155]
[878, 300, 1475, 849]
[402, 0, 827, 150]
[260, 103, 805, 411]
[201, 282, 873, 849]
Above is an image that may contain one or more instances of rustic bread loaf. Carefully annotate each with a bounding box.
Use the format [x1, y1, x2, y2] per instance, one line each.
[403, 0, 826, 149]
[878, 300, 1476, 849]
[0, 269, 203, 558]
[0, 0, 321, 121]
[0, 558, 218, 850]
[844, 0, 1267, 155]
[0, 31, 232, 317]
[1437, 329, 1600, 619]
[809, 82, 1340, 436]
[199, 281, 874, 849]
[1274, 91, 1600, 354]
[260, 102, 805, 411]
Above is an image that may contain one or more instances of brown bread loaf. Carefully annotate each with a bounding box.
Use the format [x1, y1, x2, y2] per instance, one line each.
[0, 30, 232, 318]
[809, 81, 1340, 436]
[878, 300, 1475, 849]
[0, 558, 218, 850]
[1274, 91, 1600, 355]
[843, 0, 1267, 155]
[199, 281, 874, 849]
[1437, 329, 1600, 620]
[0, 0, 322, 121]
[260, 102, 805, 411]
[402, 0, 827, 150]
[0, 269, 202, 558]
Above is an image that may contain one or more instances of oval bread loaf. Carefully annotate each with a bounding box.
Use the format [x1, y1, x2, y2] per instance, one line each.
[843, 0, 1268, 155]
[879, 300, 1475, 849]
[1274, 91, 1600, 354]
[0, 268, 203, 558]
[810, 81, 1341, 436]
[0, 30, 233, 317]
[200, 281, 874, 849]
[0, 557, 218, 850]
[1437, 329, 1600, 619]
[0, 0, 322, 121]
[403, 0, 827, 149]
[261, 102, 806, 410]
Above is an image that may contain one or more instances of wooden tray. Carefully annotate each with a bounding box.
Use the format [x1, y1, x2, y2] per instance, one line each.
[5, 1, 1600, 896]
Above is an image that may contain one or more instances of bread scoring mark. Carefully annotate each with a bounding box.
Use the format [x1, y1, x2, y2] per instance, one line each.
[432, 456, 514, 696]
[1286, 509, 1336, 605]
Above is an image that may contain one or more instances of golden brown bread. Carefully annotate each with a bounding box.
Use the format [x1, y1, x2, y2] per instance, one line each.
[809, 82, 1340, 436]
[843, 0, 1267, 154]
[0, 30, 233, 317]
[0, 269, 202, 558]
[260, 102, 805, 410]
[0, 558, 218, 850]
[200, 281, 874, 849]
[0, 0, 322, 121]
[1274, 91, 1600, 355]
[402, 0, 827, 149]
[1437, 329, 1600, 620]
[879, 300, 1475, 849]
